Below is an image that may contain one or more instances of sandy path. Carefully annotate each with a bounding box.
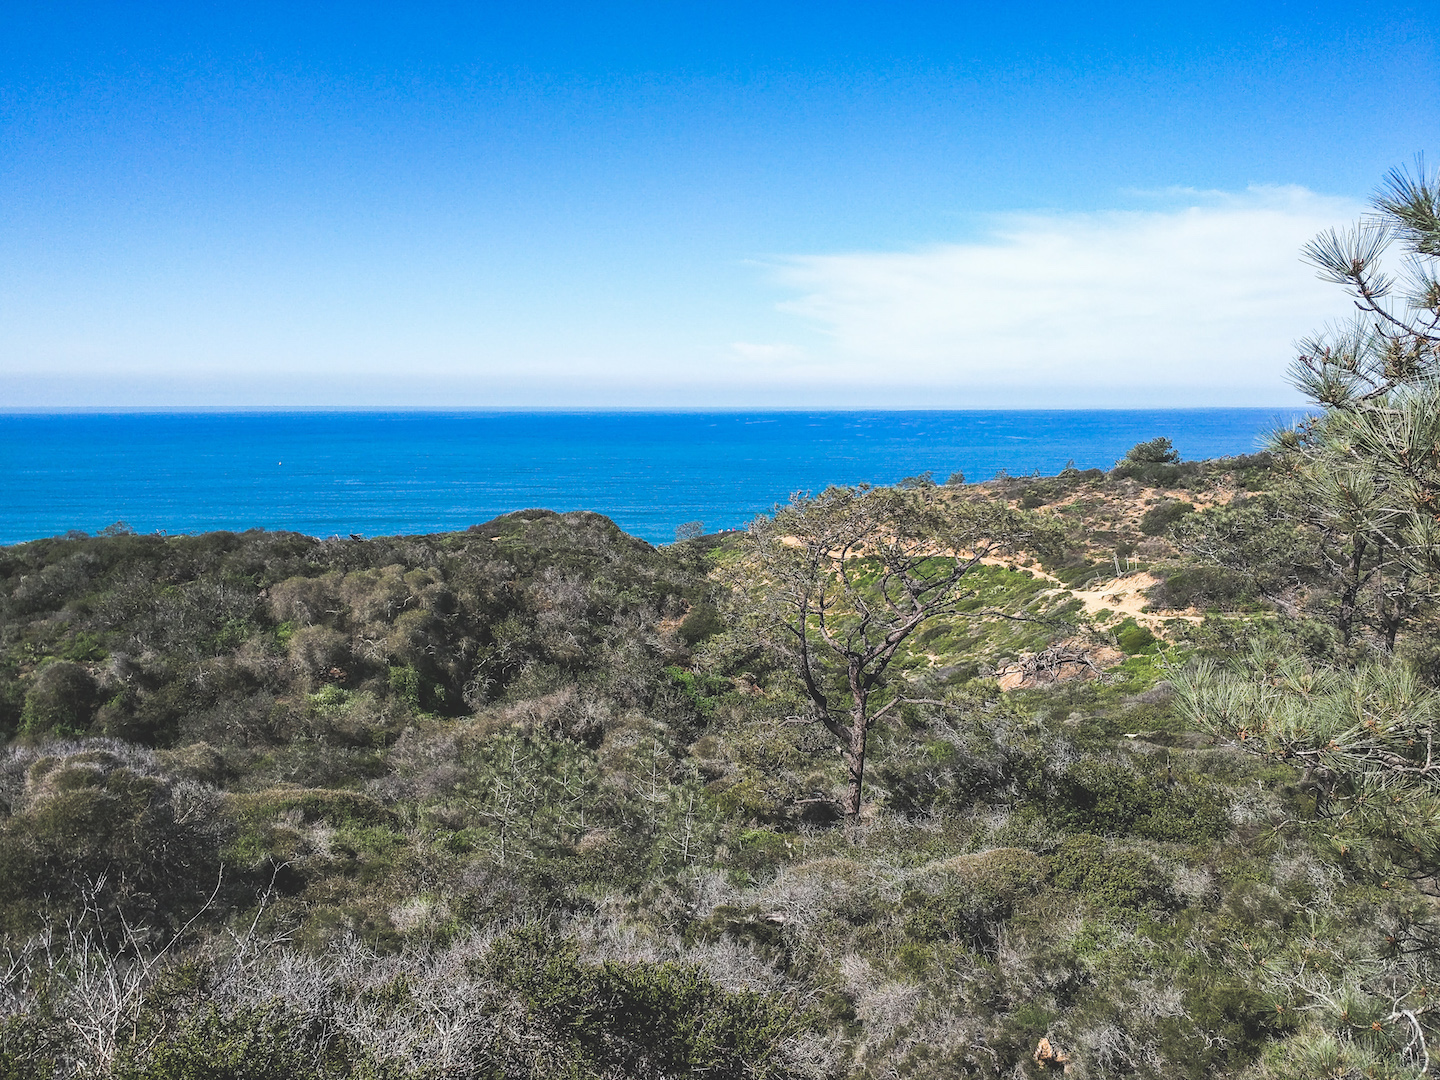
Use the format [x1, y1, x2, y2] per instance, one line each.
[977, 556, 1201, 632]
[1052, 572, 1201, 626]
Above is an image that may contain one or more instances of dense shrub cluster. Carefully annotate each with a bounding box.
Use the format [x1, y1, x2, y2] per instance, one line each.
[1110, 438, 1200, 487]
[1138, 500, 1194, 536]
[0, 511, 709, 749]
[1146, 566, 1255, 612]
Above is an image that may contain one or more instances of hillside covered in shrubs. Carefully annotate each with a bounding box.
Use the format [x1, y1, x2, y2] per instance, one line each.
[4, 435, 1438, 1080]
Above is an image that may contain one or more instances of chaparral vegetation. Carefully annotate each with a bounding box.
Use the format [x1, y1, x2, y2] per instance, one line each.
[3, 163, 1440, 1079]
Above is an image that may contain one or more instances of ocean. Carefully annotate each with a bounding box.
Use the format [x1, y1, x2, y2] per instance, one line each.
[0, 409, 1296, 546]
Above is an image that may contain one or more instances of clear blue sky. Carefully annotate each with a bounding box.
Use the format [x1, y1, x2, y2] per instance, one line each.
[1, 3, 1435, 406]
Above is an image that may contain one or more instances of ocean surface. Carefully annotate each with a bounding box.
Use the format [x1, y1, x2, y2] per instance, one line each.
[0, 409, 1297, 546]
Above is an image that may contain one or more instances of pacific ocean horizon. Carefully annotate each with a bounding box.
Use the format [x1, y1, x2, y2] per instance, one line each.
[0, 409, 1298, 546]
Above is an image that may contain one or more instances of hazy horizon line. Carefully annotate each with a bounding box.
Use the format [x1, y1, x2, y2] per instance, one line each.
[0, 403, 1299, 415]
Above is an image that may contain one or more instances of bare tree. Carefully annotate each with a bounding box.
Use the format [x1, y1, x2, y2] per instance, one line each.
[733, 483, 1046, 822]
[674, 521, 705, 542]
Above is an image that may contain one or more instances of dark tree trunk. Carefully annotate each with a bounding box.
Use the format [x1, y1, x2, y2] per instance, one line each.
[843, 662, 869, 821]
[844, 711, 867, 820]
[1335, 537, 1367, 647]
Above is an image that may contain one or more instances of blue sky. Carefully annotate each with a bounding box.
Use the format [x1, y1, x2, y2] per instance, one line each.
[1, 3, 1435, 406]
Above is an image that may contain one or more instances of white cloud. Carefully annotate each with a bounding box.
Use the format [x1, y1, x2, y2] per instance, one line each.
[763, 186, 1363, 401]
[728, 341, 810, 366]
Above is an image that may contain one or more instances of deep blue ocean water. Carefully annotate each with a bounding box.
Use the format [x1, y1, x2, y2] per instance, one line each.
[0, 409, 1298, 545]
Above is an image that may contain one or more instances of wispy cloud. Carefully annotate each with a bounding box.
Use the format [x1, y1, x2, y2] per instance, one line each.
[761, 186, 1361, 403]
[728, 341, 810, 366]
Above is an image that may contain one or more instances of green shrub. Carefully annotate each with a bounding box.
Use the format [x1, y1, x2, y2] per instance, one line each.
[0, 673, 23, 744]
[677, 602, 725, 645]
[1112, 437, 1200, 486]
[19, 661, 100, 736]
[287, 625, 351, 683]
[0, 749, 224, 935]
[0, 1015, 64, 1080]
[388, 665, 421, 708]
[486, 924, 804, 1079]
[1049, 833, 1176, 913]
[1051, 560, 1104, 588]
[902, 847, 1047, 951]
[1147, 567, 1254, 612]
[1139, 500, 1195, 536]
[60, 631, 108, 662]
[116, 1004, 319, 1080]
[1116, 618, 1158, 654]
[728, 827, 792, 876]
[1054, 759, 1229, 843]
[1120, 437, 1179, 466]
[307, 684, 350, 713]
[664, 665, 730, 719]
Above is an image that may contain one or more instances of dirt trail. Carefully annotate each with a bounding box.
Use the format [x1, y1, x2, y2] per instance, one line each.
[1056, 572, 1200, 627]
[978, 556, 1201, 631]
